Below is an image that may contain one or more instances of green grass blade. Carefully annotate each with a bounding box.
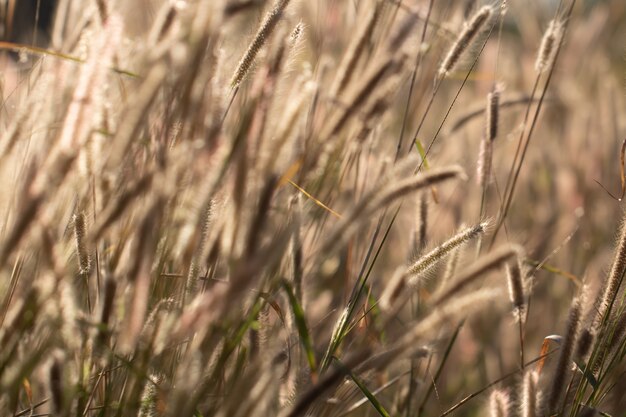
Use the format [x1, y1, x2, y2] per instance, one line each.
[414, 139, 430, 169]
[574, 359, 598, 389]
[320, 209, 399, 372]
[282, 279, 317, 375]
[333, 357, 391, 417]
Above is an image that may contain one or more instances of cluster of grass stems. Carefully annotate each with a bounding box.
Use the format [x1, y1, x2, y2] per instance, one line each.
[0, 0, 625, 416]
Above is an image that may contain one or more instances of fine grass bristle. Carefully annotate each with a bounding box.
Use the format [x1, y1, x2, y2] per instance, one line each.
[438, 5, 493, 78]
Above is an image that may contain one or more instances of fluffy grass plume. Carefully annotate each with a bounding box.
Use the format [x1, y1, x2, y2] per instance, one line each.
[489, 389, 511, 417]
[73, 211, 91, 275]
[535, 19, 564, 73]
[521, 371, 539, 417]
[231, 0, 293, 87]
[546, 291, 585, 412]
[506, 259, 525, 320]
[406, 221, 487, 285]
[438, 5, 493, 78]
[596, 213, 626, 324]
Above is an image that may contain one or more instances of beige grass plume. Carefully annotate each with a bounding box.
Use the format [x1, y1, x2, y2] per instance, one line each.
[406, 221, 488, 287]
[535, 20, 564, 73]
[73, 212, 91, 275]
[547, 291, 585, 412]
[596, 213, 626, 325]
[230, 0, 293, 87]
[438, 5, 493, 79]
[521, 371, 539, 417]
[489, 389, 511, 417]
[505, 259, 525, 321]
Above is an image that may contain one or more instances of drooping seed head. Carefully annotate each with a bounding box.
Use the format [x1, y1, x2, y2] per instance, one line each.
[547, 292, 585, 412]
[407, 221, 488, 286]
[486, 87, 501, 141]
[73, 212, 91, 275]
[575, 328, 595, 361]
[477, 137, 493, 186]
[535, 20, 563, 73]
[521, 371, 539, 417]
[290, 21, 304, 45]
[489, 389, 511, 417]
[438, 6, 493, 78]
[506, 260, 525, 321]
[597, 214, 626, 325]
[230, 0, 293, 87]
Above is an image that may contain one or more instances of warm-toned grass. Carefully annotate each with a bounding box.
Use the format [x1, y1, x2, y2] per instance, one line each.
[0, 0, 625, 416]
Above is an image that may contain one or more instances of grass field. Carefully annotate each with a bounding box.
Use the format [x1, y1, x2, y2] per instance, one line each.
[0, 0, 625, 415]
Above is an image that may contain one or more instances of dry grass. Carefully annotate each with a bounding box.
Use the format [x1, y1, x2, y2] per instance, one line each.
[0, 0, 625, 416]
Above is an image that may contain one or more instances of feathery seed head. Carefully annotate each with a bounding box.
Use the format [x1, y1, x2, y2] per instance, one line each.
[73, 212, 91, 275]
[489, 389, 510, 417]
[477, 137, 493, 186]
[548, 292, 585, 412]
[486, 87, 501, 141]
[575, 328, 595, 361]
[407, 221, 488, 284]
[597, 212, 626, 325]
[290, 22, 304, 44]
[438, 5, 493, 78]
[521, 371, 539, 417]
[506, 260, 525, 321]
[535, 20, 563, 73]
[230, 0, 292, 87]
